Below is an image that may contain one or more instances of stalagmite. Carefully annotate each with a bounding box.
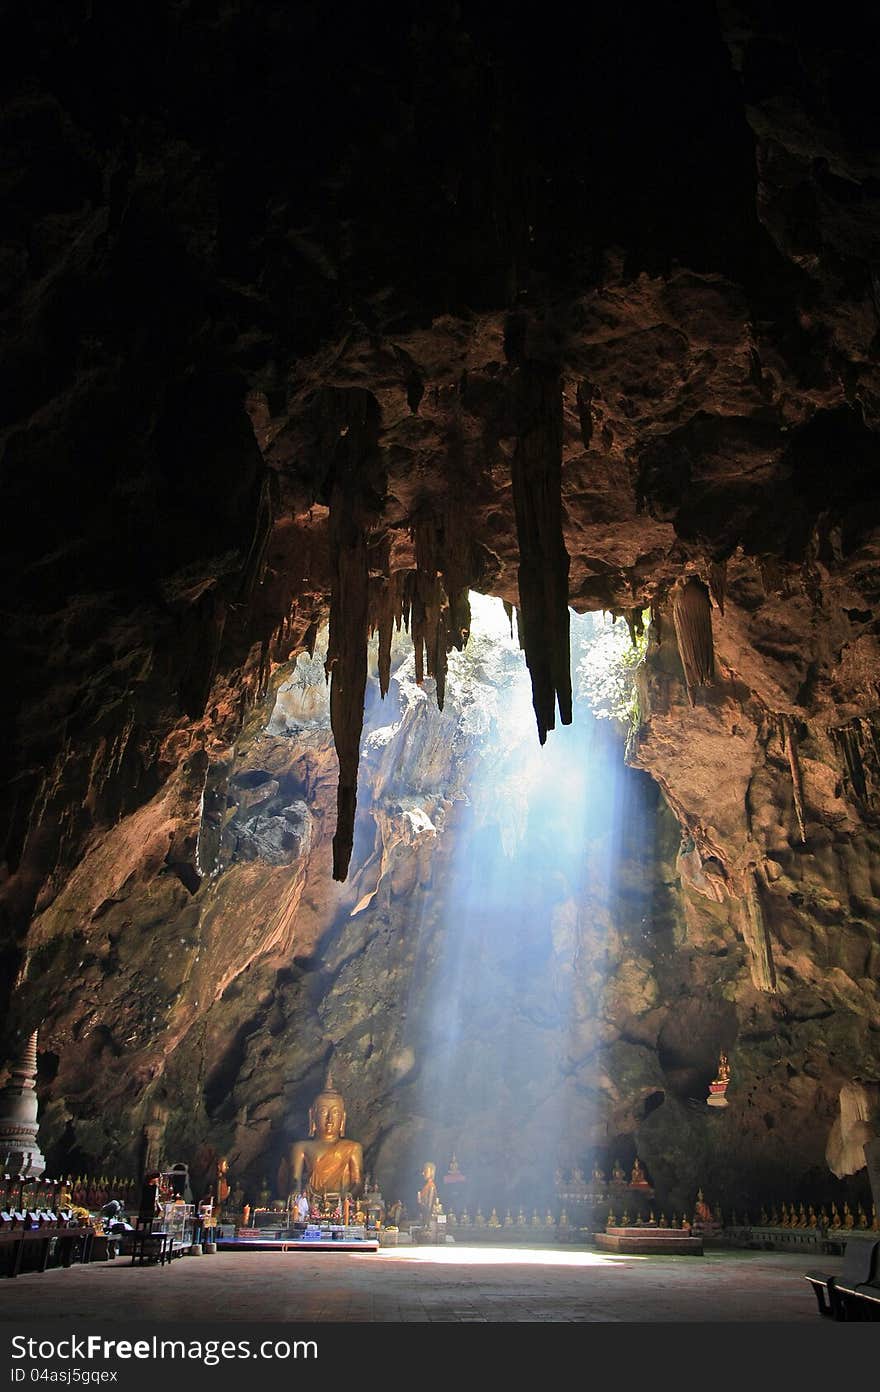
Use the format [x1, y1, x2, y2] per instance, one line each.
[781, 716, 807, 843]
[510, 361, 572, 744]
[671, 577, 715, 703]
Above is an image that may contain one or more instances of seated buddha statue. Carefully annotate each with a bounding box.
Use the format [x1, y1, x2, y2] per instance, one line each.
[630, 1157, 649, 1187]
[288, 1071, 364, 1201]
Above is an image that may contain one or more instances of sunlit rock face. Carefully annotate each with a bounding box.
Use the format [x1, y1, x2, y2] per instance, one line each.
[13, 606, 878, 1219]
[1, 5, 880, 1214]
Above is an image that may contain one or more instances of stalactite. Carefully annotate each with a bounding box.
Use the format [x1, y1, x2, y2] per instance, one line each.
[671, 577, 715, 704]
[238, 474, 274, 601]
[371, 570, 406, 699]
[781, 716, 807, 843]
[322, 388, 379, 883]
[830, 718, 880, 809]
[327, 496, 368, 882]
[708, 560, 727, 616]
[447, 587, 471, 653]
[406, 520, 454, 712]
[740, 869, 777, 993]
[625, 608, 644, 646]
[510, 359, 571, 744]
[503, 600, 515, 639]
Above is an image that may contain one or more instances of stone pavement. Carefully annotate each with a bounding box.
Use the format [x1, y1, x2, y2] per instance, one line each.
[0, 1245, 838, 1321]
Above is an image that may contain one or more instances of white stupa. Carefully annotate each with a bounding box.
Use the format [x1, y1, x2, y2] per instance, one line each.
[0, 1032, 46, 1176]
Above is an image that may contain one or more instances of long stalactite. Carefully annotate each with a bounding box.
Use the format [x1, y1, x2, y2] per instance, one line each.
[324, 389, 379, 882]
[510, 359, 572, 744]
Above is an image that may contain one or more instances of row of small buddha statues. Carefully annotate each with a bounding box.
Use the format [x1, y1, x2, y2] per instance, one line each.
[0, 1175, 134, 1212]
[555, 1158, 650, 1189]
[753, 1200, 880, 1232]
[444, 1206, 688, 1231]
[445, 1207, 563, 1228]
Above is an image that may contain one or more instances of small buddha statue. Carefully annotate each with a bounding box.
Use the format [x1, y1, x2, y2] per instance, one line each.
[611, 1159, 626, 1184]
[444, 1153, 465, 1184]
[488, 1207, 501, 1228]
[591, 1161, 606, 1185]
[844, 1202, 854, 1230]
[707, 1050, 731, 1108]
[572, 1165, 585, 1185]
[630, 1157, 648, 1187]
[288, 1070, 364, 1201]
[475, 1206, 486, 1228]
[504, 1209, 514, 1226]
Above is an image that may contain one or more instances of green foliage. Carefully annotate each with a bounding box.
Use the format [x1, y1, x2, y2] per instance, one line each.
[575, 613, 649, 732]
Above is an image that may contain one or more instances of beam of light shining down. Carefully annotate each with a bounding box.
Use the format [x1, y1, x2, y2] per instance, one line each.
[394, 594, 655, 1214]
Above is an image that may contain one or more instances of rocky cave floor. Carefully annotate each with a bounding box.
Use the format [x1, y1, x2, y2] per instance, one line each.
[0, 1248, 835, 1324]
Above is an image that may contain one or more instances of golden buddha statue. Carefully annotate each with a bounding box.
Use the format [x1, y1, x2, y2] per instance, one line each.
[288, 1071, 364, 1201]
[417, 1162, 438, 1222]
[630, 1157, 649, 1187]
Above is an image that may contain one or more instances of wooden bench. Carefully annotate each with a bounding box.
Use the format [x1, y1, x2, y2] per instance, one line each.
[806, 1237, 879, 1319]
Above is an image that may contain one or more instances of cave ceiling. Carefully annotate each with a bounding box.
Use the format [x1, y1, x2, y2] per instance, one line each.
[1, 2, 880, 1198]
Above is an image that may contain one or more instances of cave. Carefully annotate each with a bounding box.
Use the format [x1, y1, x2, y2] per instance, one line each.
[2, 0, 880, 1331]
